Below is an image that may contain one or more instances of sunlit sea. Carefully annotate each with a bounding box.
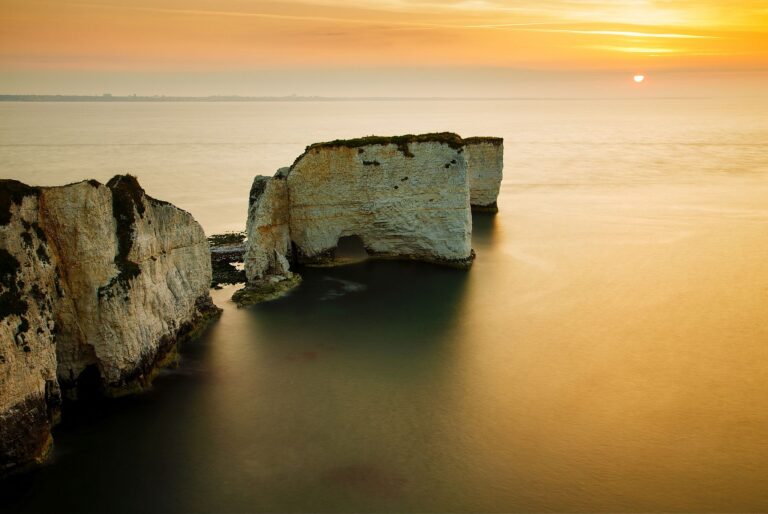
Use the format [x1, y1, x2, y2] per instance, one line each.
[1, 99, 768, 512]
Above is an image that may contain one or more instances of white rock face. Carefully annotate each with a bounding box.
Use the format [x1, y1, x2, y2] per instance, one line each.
[240, 132, 503, 304]
[0, 187, 60, 473]
[243, 171, 292, 282]
[464, 137, 504, 211]
[0, 175, 217, 473]
[287, 136, 473, 265]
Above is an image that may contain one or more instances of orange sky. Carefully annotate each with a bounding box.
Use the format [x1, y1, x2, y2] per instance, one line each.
[1, 0, 766, 95]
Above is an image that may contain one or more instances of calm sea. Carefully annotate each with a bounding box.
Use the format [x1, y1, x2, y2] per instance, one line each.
[1, 99, 768, 512]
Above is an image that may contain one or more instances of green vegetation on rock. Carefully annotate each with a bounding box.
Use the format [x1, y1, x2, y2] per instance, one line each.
[0, 179, 40, 226]
[232, 274, 302, 306]
[463, 136, 503, 145]
[292, 132, 465, 168]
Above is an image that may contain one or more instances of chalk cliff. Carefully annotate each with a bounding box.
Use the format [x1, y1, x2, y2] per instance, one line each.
[237, 170, 300, 303]
[464, 137, 504, 212]
[287, 134, 473, 266]
[239, 133, 490, 304]
[0, 181, 60, 474]
[1, 175, 218, 474]
[243, 170, 292, 281]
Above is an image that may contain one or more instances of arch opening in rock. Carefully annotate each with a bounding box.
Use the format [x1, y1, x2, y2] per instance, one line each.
[333, 235, 368, 263]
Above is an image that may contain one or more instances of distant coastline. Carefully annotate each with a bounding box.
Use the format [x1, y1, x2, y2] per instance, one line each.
[0, 94, 501, 102]
[0, 94, 716, 102]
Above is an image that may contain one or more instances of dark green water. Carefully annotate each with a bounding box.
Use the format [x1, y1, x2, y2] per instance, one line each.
[2, 219, 492, 513]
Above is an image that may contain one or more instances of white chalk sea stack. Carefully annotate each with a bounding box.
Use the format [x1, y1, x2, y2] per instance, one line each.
[464, 137, 504, 212]
[0, 175, 219, 474]
[239, 133, 504, 304]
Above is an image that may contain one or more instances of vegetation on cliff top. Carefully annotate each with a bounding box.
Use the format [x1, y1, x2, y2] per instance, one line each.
[463, 136, 503, 145]
[0, 179, 40, 226]
[291, 132, 465, 168]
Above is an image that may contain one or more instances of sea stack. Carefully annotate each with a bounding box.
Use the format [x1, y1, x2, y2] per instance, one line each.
[464, 137, 504, 212]
[238, 132, 503, 304]
[0, 176, 219, 474]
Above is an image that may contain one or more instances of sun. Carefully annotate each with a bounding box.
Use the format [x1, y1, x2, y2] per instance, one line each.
[633, 74, 646, 83]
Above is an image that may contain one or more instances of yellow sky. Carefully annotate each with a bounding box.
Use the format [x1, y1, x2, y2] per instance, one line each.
[1, 0, 766, 72]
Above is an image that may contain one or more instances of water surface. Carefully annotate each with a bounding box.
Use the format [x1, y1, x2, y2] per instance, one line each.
[1, 99, 767, 512]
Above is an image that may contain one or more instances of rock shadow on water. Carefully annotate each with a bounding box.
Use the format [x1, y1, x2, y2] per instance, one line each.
[0, 315, 224, 513]
[471, 211, 500, 250]
[244, 258, 471, 368]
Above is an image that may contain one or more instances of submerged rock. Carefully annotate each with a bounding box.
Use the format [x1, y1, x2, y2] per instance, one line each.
[239, 132, 502, 304]
[0, 175, 219, 474]
[208, 232, 246, 288]
[232, 274, 302, 306]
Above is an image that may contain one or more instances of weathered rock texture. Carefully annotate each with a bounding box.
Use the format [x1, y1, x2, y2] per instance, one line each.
[243, 170, 292, 281]
[288, 134, 473, 265]
[240, 133, 501, 303]
[464, 137, 504, 212]
[1, 175, 218, 474]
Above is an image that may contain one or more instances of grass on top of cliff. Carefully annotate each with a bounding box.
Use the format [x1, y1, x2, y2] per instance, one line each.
[0, 179, 40, 226]
[463, 136, 503, 145]
[292, 132, 464, 166]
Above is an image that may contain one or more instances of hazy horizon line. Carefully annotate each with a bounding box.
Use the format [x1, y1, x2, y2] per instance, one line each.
[3, 93, 756, 102]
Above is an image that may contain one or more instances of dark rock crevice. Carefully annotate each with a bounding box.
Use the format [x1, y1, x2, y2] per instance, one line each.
[0, 395, 55, 475]
[0, 249, 28, 322]
[98, 175, 144, 299]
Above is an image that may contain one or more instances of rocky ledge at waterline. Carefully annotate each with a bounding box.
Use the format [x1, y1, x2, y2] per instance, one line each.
[236, 132, 503, 305]
[0, 175, 220, 474]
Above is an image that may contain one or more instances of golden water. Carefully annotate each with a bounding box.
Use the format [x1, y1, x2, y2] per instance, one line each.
[1, 99, 767, 512]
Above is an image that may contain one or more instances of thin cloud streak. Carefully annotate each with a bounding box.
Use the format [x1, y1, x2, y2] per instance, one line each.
[65, 2, 723, 38]
[587, 45, 679, 53]
[535, 29, 718, 39]
[1, 0, 765, 73]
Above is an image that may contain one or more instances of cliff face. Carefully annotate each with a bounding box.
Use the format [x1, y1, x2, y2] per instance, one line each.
[0, 175, 217, 474]
[288, 134, 473, 266]
[239, 133, 505, 304]
[0, 183, 60, 473]
[243, 170, 292, 282]
[464, 137, 504, 212]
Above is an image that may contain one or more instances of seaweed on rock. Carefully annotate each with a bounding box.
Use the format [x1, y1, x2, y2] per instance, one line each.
[291, 132, 465, 168]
